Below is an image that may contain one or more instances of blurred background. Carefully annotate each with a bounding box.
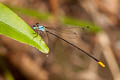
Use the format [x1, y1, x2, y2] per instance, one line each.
[0, 0, 120, 80]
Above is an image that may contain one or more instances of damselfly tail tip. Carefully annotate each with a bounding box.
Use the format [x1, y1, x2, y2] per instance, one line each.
[98, 61, 105, 68]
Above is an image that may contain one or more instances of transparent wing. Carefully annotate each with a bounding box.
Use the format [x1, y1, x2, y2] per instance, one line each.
[37, 30, 49, 45]
[45, 25, 91, 47]
[46, 25, 90, 38]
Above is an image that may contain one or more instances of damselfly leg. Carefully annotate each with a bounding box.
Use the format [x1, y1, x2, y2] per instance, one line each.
[32, 25, 39, 39]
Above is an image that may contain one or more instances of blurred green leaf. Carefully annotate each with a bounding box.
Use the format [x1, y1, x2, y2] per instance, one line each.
[8, 6, 101, 33]
[5, 71, 14, 80]
[0, 3, 49, 53]
[61, 16, 101, 33]
[9, 5, 51, 21]
[0, 56, 14, 80]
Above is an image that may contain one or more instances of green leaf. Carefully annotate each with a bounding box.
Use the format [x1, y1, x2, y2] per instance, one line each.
[8, 6, 101, 33]
[0, 3, 49, 53]
[8, 5, 51, 21]
[0, 57, 14, 80]
[61, 16, 101, 33]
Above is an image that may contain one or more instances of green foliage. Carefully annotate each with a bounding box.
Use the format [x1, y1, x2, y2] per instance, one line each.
[61, 17, 101, 33]
[0, 3, 49, 53]
[9, 5, 51, 21]
[9, 6, 101, 33]
[0, 56, 14, 80]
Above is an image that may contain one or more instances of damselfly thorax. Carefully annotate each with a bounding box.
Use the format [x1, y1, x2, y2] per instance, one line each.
[33, 24, 49, 44]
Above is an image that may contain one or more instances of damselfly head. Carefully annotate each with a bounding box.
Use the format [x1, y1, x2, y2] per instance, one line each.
[32, 25, 37, 30]
[36, 23, 40, 27]
[33, 23, 45, 31]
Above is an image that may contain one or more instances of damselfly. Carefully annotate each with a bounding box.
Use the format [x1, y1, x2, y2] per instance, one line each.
[32, 23, 105, 68]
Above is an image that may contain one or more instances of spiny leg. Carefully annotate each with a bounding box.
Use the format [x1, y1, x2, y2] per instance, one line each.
[33, 30, 39, 39]
[39, 31, 44, 42]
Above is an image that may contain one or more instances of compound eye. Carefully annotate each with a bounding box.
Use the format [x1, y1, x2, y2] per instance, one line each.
[33, 27, 37, 30]
[36, 23, 40, 27]
[32, 25, 37, 30]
